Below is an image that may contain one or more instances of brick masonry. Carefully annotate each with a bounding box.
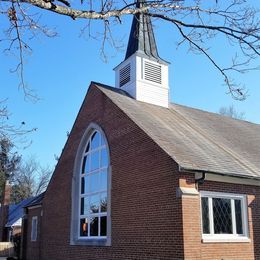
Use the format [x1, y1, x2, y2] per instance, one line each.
[179, 173, 260, 259]
[24, 207, 42, 260]
[25, 83, 260, 259]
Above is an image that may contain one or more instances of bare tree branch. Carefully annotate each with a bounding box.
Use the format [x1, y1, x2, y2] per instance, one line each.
[0, 99, 37, 145]
[219, 104, 245, 120]
[0, 0, 259, 99]
[10, 157, 52, 203]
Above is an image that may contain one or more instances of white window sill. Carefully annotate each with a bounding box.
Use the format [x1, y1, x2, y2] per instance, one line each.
[202, 236, 251, 243]
[70, 237, 111, 246]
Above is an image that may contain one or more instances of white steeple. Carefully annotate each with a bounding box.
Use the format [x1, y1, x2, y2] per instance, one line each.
[114, 0, 170, 108]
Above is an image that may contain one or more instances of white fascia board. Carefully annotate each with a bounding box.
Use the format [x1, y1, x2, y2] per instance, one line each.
[197, 172, 260, 187]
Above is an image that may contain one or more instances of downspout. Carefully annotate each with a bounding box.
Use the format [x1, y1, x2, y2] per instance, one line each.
[195, 172, 206, 190]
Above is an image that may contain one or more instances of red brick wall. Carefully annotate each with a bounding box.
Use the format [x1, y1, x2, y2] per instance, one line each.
[26, 83, 260, 259]
[180, 174, 260, 260]
[25, 207, 42, 260]
[39, 84, 184, 260]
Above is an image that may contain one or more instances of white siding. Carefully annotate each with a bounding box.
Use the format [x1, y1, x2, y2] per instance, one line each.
[114, 54, 169, 108]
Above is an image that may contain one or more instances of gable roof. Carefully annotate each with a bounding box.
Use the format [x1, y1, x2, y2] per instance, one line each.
[5, 197, 34, 227]
[92, 82, 260, 180]
[5, 193, 45, 227]
[24, 192, 45, 208]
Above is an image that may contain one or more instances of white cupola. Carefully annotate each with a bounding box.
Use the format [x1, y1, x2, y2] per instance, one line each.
[114, 0, 170, 108]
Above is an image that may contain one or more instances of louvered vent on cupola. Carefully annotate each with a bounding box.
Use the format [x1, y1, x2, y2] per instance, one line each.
[144, 61, 162, 84]
[119, 63, 131, 87]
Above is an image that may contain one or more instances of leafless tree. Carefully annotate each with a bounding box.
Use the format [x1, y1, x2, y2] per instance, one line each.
[219, 104, 245, 120]
[10, 157, 52, 203]
[0, 137, 51, 203]
[0, 99, 37, 147]
[0, 0, 259, 100]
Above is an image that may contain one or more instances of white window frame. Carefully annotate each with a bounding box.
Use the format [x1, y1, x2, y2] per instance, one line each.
[200, 191, 250, 243]
[31, 216, 38, 242]
[70, 123, 111, 246]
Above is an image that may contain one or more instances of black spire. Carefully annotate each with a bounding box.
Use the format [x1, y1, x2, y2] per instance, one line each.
[125, 0, 167, 64]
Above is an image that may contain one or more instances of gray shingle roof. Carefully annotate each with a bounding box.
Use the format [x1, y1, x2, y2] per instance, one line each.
[93, 82, 260, 179]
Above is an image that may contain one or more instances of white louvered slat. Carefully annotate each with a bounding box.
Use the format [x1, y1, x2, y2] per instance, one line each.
[144, 61, 162, 84]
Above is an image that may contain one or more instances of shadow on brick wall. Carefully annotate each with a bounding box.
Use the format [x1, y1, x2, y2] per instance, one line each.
[249, 191, 260, 259]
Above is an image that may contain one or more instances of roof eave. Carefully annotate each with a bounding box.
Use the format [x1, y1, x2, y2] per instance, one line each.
[179, 165, 260, 181]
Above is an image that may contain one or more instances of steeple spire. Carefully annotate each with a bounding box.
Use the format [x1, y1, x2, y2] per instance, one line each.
[114, 0, 170, 108]
[125, 0, 166, 64]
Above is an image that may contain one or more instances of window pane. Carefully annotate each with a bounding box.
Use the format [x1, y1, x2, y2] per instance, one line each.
[91, 132, 100, 150]
[91, 151, 99, 171]
[80, 218, 88, 237]
[100, 193, 107, 213]
[201, 197, 210, 234]
[90, 194, 99, 214]
[213, 198, 232, 234]
[80, 197, 90, 215]
[90, 217, 98, 236]
[81, 176, 90, 194]
[101, 149, 108, 167]
[80, 198, 84, 215]
[31, 218, 37, 241]
[100, 216, 107, 236]
[235, 199, 243, 235]
[81, 177, 85, 194]
[90, 173, 99, 193]
[100, 171, 107, 191]
[82, 155, 90, 174]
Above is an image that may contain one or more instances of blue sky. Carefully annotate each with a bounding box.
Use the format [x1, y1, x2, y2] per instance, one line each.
[0, 8, 259, 169]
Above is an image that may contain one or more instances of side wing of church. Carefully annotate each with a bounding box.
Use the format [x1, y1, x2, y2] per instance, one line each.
[22, 1, 260, 259]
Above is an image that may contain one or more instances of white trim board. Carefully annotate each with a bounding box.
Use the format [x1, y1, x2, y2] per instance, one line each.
[27, 205, 42, 210]
[195, 173, 260, 187]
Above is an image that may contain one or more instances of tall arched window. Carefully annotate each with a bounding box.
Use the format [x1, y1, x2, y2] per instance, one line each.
[71, 124, 110, 245]
[79, 130, 109, 238]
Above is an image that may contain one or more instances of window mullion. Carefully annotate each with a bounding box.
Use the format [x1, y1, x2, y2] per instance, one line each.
[208, 197, 214, 235]
[242, 197, 247, 236]
[98, 216, 101, 237]
[231, 199, 236, 235]
[88, 218, 90, 237]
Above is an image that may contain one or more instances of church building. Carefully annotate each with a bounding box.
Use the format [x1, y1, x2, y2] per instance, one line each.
[22, 0, 260, 259]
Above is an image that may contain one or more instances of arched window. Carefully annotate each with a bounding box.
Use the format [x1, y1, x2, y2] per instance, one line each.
[79, 130, 109, 238]
[71, 124, 110, 245]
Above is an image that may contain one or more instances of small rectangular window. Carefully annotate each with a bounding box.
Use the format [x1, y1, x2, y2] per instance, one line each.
[31, 216, 38, 242]
[200, 191, 249, 242]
